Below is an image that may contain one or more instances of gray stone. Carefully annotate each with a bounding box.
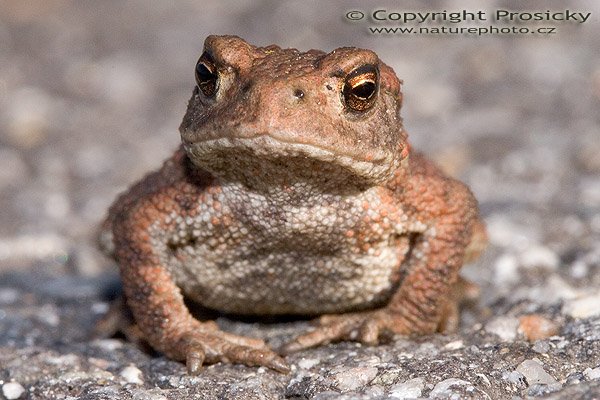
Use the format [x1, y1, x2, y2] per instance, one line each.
[515, 359, 560, 388]
[584, 367, 600, 381]
[389, 377, 425, 399]
[331, 366, 379, 392]
[120, 365, 144, 384]
[2, 382, 25, 400]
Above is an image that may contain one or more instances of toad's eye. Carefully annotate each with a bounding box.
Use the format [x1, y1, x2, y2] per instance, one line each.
[195, 52, 218, 97]
[342, 65, 378, 112]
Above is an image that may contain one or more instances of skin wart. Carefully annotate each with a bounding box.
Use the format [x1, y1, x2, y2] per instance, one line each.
[99, 35, 487, 373]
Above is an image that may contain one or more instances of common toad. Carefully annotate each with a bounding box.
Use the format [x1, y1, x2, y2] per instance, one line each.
[100, 35, 487, 373]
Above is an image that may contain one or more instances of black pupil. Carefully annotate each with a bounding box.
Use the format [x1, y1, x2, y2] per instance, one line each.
[196, 62, 215, 83]
[352, 81, 375, 99]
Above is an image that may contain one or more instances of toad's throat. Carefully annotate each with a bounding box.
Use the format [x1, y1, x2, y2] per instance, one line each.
[183, 135, 400, 188]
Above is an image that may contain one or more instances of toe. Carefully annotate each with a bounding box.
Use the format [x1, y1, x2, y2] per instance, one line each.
[221, 343, 289, 373]
[180, 329, 288, 373]
[358, 317, 382, 345]
[186, 344, 206, 375]
[281, 316, 360, 354]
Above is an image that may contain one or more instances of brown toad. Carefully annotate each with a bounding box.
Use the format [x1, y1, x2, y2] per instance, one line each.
[100, 35, 487, 373]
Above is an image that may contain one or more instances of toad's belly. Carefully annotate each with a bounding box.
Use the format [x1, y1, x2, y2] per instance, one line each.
[170, 244, 405, 315]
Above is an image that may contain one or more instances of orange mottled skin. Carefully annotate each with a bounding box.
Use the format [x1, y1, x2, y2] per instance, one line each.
[100, 35, 486, 373]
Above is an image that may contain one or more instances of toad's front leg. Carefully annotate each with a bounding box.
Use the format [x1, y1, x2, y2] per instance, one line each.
[283, 180, 484, 352]
[112, 196, 289, 374]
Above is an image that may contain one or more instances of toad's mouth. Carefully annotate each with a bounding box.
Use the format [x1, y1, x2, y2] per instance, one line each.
[183, 134, 401, 187]
[185, 133, 390, 163]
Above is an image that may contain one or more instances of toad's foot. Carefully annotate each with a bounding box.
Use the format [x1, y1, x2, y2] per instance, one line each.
[281, 277, 480, 354]
[181, 328, 289, 374]
[281, 310, 405, 354]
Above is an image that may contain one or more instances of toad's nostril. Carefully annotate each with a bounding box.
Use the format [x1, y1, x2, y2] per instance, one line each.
[241, 81, 253, 93]
[293, 89, 305, 99]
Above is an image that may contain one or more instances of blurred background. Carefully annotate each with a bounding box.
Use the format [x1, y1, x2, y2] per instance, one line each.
[0, 0, 598, 292]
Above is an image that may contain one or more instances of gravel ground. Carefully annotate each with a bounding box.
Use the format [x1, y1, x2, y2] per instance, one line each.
[1, 1, 599, 399]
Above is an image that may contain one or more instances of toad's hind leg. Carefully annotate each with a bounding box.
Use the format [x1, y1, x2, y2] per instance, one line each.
[438, 219, 486, 333]
[281, 274, 481, 354]
[282, 179, 484, 353]
[436, 276, 480, 333]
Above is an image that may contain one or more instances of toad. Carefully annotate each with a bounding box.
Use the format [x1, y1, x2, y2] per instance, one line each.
[100, 35, 487, 373]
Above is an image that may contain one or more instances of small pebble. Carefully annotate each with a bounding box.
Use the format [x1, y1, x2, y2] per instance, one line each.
[584, 367, 600, 381]
[297, 357, 320, 369]
[516, 359, 560, 387]
[532, 341, 551, 354]
[2, 382, 25, 400]
[120, 365, 143, 384]
[333, 366, 378, 391]
[91, 339, 124, 351]
[91, 302, 109, 314]
[388, 377, 424, 399]
[444, 340, 464, 350]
